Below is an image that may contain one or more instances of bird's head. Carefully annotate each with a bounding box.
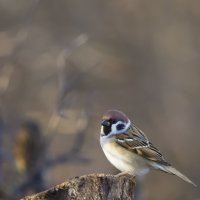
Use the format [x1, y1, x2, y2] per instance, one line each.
[100, 110, 131, 137]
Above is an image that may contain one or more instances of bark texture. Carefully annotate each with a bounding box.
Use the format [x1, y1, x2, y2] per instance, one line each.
[22, 173, 135, 200]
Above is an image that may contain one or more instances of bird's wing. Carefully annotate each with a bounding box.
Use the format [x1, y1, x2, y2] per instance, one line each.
[115, 125, 171, 166]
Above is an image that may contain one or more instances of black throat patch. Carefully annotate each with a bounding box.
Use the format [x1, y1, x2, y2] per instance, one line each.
[103, 125, 111, 136]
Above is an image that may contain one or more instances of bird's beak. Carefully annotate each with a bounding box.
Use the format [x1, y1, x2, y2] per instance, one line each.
[101, 120, 110, 126]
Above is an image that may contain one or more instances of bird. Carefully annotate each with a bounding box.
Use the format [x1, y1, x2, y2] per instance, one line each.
[100, 109, 196, 186]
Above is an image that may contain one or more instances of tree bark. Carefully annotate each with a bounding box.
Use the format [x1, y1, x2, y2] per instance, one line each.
[22, 173, 135, 200]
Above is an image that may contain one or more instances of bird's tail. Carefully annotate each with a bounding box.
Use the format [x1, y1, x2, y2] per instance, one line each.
[161, 165, 197, 187]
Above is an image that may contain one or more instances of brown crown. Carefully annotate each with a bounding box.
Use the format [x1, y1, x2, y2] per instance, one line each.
[102, 110, 129, 123]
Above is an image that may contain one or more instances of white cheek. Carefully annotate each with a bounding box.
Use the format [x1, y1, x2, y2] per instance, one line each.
[111, 120, 131, 135]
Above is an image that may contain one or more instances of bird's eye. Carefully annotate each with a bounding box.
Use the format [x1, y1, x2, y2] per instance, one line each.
[101, 120, 110, 127]
[110, 119, 117, 124]
[116, 123, 125, 131]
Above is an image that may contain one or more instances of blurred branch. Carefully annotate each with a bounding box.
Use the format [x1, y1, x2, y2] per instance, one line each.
[12, 115, 90, 198]
[40, 33, 97, 168]
[56, 34, 88, 116]
[57, 60, 99, 117]
[6, 33, 98, 199]
[12, 96, 92, 198]
[45, 121, 90, 169]
[12, 121, 46, 197]
[0, 117, 4, 184]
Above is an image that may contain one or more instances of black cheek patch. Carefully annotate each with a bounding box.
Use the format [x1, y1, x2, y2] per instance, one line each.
[103, 126, 111, 135]
[116, 124, 125, 131]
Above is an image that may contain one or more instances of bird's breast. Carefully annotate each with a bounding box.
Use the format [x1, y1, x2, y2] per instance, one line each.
[100, 137, 149, 176]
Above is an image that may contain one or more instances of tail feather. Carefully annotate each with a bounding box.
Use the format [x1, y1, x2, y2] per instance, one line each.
[162, 165, 197, 187]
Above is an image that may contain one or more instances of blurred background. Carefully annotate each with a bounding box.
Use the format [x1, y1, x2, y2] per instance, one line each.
[0, 0, 200, 199]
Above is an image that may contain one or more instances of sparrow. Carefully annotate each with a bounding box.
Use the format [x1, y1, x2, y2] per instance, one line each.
[100, 109, 196, 186]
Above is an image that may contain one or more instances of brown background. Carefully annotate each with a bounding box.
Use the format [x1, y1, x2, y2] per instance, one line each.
[0, 0, 200, 199]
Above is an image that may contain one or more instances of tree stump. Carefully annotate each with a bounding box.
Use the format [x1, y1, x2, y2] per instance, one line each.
[22, 173, 135, 200]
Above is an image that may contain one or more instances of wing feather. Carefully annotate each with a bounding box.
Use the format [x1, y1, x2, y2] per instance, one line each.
[115, 125, 170, 166]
